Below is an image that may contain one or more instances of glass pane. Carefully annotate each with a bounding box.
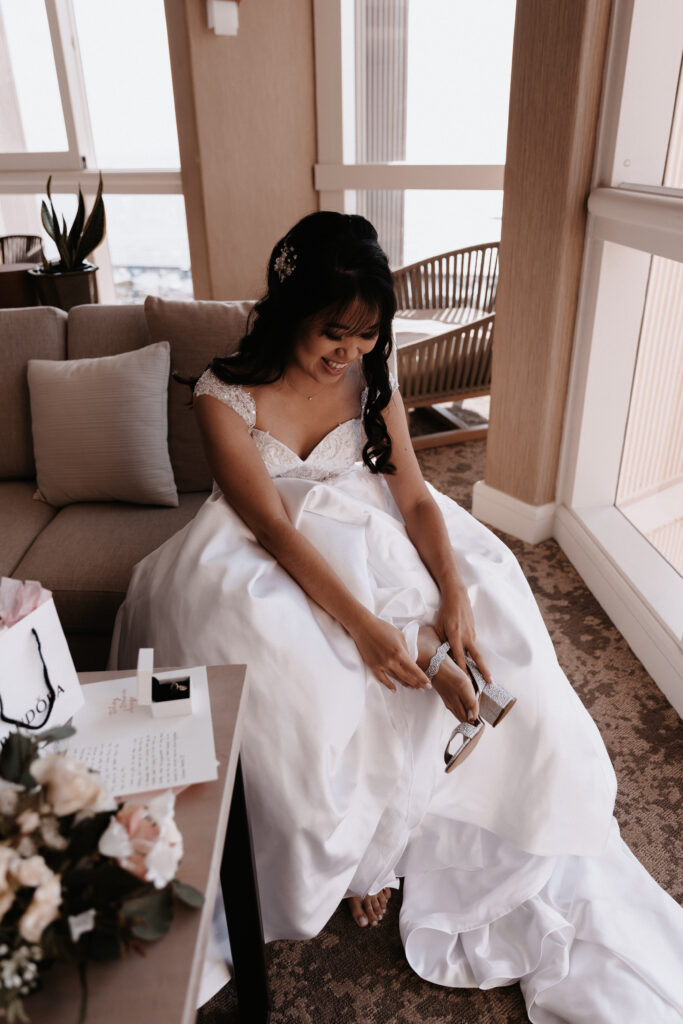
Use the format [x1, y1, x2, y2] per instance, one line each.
[346, 0, 514, 165]
[616, 0, 683, 188]
[0, 0, 68, 152]
[616, 255, 683, 576]
[350, 189, 503, 268]
[1, 192, 192, 302]
[663, 69, 682, 188]
[0, 194, 43, 239]
[72, 0, 180, 168]
[105, 195, 192, 302]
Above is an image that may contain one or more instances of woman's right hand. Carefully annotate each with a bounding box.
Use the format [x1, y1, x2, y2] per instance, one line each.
[348, 612, 431, 693]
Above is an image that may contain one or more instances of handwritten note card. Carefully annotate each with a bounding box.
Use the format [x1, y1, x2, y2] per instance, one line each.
[55, 666, 217, 797]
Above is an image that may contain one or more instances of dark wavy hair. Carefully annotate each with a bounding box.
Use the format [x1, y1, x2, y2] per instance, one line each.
[207, 211, 397, 473]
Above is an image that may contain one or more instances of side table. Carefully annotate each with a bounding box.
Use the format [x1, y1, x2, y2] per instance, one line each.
[25, 664, 271, 1023]
[0, 263, 38, 308]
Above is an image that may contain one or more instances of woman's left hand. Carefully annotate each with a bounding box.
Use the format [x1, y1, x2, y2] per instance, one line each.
[434, 584, 493, 687]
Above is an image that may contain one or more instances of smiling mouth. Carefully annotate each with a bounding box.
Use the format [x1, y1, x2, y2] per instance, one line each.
[323, 357, 350, 371]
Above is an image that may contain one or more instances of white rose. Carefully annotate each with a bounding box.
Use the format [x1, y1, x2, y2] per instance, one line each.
[98, 818, 134, 860]
[68, 908, 96, 943]
[0, 847, 16, 924]
[30, 755, 115, 818]
[15, 836, 37, 859]
[16, 810, 41, 835]
[160, 817, 183, 854]
[0, 889, 14, 922]
[18, 873, 61, 943]
[0, 846, 14, 889]
[146, 791, 175, 829]
[9, 855, 52, 889]
[40, 815, 68, 851]
[145, 839, 183, 889]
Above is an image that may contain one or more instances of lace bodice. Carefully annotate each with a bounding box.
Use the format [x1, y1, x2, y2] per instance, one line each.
[194, 368, 398, 482]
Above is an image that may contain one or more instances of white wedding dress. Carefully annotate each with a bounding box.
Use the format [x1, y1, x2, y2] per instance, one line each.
[110, 370, 683, 1023]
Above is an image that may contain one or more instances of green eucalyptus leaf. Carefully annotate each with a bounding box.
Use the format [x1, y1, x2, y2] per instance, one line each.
[122, 887, 173, 941]
[171, 879, 205, 908]
[39, 724, 76, 744]
[0, 733, 37, 783]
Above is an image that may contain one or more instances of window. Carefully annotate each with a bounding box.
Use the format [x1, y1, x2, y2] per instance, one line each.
[0, 0, 192, 301]
[313, 0, 514, 267]
[0, 0, 68, 154]
[616, 254, 683, 575]
[556, 0, 683, 711]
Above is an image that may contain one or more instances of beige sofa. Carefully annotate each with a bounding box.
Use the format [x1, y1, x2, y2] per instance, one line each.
[0, 297, 253, 670]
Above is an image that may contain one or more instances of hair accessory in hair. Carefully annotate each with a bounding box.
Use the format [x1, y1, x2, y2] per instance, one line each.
[273, 241, 297, 282]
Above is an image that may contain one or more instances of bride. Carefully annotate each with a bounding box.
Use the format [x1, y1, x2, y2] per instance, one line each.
[110, 212, 682, 1021]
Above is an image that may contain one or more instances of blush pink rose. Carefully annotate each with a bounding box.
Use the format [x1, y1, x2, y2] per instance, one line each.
[98, 804, 160, 881]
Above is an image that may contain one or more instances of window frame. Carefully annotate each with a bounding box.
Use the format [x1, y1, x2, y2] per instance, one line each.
[312, 0, 506, 251]
[555, 0, 683, 713]
[0, 0, 186, 302]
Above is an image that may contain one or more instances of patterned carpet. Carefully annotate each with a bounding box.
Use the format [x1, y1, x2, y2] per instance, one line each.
[200, 439, 682, 1024]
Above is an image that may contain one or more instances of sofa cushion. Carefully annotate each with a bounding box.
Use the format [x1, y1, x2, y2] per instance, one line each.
[0, 481, 57, 577]
[0, 306, 67, 479]
[13, 492, 209, 635]
[67, 303, 150, 359]
[145, 296, 254, 492]
[27, 341, 178, 508]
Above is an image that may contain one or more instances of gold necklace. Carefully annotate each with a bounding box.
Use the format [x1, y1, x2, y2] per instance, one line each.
[283, 373, 325, 402]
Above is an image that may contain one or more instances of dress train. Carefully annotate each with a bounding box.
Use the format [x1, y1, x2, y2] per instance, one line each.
[109, 451, 683, 1021]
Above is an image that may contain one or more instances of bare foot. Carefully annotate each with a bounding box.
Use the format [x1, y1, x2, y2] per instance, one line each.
[347, 887, 392, 927]
[416, 625, 479, 723]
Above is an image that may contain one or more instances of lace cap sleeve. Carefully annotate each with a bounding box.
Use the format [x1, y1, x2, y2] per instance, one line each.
[360, 371, 399, 416]
[194, 370, 256, 429]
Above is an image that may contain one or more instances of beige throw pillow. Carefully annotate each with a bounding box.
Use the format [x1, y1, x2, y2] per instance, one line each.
[27, 341, 178, 508]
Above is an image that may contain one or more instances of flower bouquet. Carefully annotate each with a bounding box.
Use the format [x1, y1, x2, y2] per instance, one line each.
[0, 727, 203, 1023]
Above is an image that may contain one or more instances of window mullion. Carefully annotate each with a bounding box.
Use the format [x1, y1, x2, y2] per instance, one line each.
[46, 0, 95, 170]
[0, 170, 184, 195]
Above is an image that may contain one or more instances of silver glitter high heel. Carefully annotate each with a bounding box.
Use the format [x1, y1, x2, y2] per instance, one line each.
[464, 652, 516, 727]
[443, 719, 485, 772]
[426, 642, 485, 772]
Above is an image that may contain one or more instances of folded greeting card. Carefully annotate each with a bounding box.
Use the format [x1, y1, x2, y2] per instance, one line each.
[53, 665, 218, 797]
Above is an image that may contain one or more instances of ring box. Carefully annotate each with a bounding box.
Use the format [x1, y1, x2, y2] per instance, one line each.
[150, 670, 193, 717]
[136, 648, 154, 706]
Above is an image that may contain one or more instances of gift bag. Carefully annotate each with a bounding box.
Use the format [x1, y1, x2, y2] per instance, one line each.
[0, 580, 84, 741]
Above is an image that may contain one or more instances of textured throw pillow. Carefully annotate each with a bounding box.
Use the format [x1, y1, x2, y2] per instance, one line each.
[144, 296, 254, 492]
[27, 341, 178, 508]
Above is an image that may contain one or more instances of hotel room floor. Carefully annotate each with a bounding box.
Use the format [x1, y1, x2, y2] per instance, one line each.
[199, 438, 682, 1024]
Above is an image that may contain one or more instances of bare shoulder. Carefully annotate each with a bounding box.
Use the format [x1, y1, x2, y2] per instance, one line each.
[193, 390, 292, 537]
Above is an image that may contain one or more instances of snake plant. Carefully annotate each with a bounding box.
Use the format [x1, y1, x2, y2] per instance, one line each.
[40, 173, 106, 272]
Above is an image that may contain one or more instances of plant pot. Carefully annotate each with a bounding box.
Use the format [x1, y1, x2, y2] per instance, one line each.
[28, 261, 99, 312]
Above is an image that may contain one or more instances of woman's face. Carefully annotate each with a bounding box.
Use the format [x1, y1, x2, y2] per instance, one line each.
[290, 301, 381, 385]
